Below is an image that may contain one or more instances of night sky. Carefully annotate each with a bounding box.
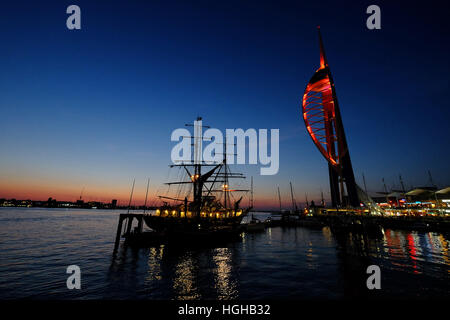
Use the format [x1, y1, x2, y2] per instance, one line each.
[1, 0, 449, 208]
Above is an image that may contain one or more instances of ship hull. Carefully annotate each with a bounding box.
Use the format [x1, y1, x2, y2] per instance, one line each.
[143, 214, 246, 232]
[141, 215, 246, 245]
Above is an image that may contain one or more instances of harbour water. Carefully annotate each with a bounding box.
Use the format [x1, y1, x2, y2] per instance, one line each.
[0, 208, 449, 300]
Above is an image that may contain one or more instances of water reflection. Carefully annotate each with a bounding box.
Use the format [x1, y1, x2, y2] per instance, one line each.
[383, 230, 450, 274]
[172, 251, 200, 300]
[108, 227, 450, 299]
[2, 208, 449, 299]
[333, 232, 375, 298]
[212, 248, 239, 299]
[110, 243, 241, 300]
[332, 228, 450, 298]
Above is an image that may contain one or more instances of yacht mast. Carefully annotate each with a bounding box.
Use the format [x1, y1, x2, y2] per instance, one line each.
[143, 178, 150, 214]
[277, 186, 282, 212]
[250, 176, 254, 208]
[127, 179, 135, 214]
[290, 182, 296, 212]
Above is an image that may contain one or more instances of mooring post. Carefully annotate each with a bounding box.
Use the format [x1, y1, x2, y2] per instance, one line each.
[113, 214, 125, 253]
[137, 215, 143, 233]
[125, 215, 133, 235]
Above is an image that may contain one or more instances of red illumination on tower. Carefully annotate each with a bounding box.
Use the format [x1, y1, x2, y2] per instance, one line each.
[302, 27, 360, 208]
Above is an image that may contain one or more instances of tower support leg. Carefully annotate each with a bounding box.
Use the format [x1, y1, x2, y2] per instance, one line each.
[328, 164, 340, 207]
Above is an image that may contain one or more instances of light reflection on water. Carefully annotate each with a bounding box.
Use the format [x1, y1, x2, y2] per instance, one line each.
[0, 208, 449, 299]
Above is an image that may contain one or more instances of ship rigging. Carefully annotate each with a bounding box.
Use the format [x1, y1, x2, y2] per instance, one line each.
[142, 117, 251, 237]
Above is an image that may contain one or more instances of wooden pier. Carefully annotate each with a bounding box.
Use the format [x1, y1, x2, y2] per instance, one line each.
[113, 213, 145, 253]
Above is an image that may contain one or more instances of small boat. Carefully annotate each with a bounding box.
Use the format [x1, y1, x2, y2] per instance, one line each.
[265, 215, 281, 227]
[244, 214, 266, 232]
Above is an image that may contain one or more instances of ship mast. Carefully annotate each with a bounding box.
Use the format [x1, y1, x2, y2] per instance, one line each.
[127, 179, 135, 214]
[250, 176, 254, 209]
[165, 118, 249, 215]
[143, 178, 150, 214]
[305, 193, 309, 210]
[193, 117, 202, 210]
[224, 140, 228, 208]
[290, 182, 297, 213]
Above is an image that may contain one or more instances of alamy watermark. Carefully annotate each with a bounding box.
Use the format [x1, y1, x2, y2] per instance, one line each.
[66, 5, 81, 30]
[171, 119, 279, 175]
[366, 265, 381, 289]
[66, 265, 81, 289]
[366, 5, 381, 30]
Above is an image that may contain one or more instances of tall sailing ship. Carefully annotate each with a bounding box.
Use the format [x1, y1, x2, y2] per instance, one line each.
[143, 117, 251, 241]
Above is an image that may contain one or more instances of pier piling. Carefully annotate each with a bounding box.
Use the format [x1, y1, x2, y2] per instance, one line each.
[113, 213, 145, 253]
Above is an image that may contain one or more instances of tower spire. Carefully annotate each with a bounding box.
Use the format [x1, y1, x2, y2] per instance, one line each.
[317, 26, 328, 69]
[303, 27, 360, 208]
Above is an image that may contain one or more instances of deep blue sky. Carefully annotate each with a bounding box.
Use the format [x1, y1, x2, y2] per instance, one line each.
[0, 0, 449, 208]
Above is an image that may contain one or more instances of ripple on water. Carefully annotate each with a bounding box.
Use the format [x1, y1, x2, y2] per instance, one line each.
[0, 208, 449, 299]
